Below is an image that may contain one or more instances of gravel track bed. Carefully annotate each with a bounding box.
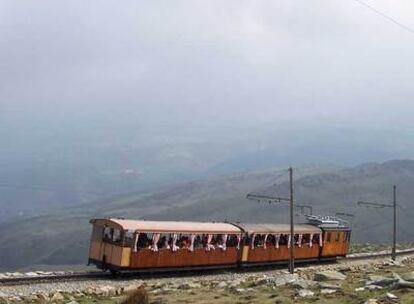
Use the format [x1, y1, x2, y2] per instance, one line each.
[2, 254, 413, 298]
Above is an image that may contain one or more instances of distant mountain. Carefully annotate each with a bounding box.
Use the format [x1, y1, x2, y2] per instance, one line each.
[1, 160, 414, 271]
[207, 128, 414, 174]
[3, 126, 414, 224]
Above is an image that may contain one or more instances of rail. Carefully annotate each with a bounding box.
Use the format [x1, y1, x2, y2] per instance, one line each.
[345, 247, 414, 260]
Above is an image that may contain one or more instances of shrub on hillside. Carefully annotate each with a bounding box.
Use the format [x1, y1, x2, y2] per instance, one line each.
[121, 286, 149, 304]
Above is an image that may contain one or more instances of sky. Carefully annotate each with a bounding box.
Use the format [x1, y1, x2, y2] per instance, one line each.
[1, 0, 414, 134]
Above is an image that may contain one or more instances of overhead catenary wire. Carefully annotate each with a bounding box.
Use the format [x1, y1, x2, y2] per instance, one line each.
[373, 206, 414, 238]
[246, 167, 295, 274]
[356, 185, 397, 260]
[354, 0, 414, 36]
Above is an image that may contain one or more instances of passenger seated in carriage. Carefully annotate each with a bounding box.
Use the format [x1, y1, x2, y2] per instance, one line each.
[136, 234, 150, 250]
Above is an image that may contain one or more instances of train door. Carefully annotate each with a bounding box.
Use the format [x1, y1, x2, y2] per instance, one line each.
[101, 227, 115, 269]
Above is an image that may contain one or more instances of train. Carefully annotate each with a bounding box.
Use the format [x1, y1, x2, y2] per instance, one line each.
[88, 215, 351, 272]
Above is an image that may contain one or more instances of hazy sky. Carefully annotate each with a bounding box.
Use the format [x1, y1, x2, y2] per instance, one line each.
[1, 0, 414, 132]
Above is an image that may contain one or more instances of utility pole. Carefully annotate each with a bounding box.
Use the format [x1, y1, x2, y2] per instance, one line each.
[357, 185, 397, 260]
[392, 185, 397, 261]
[246, 167, 295, 274]
[289, 167, 294, 274]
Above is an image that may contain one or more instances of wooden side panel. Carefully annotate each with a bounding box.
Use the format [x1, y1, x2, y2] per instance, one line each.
[130, 247, 239, 269]
[89, 240, 102, 260]
[340, 232, 348, 255]
[321, 231, 350, 257]
[101, 243, 123, 266]
[241, 246, 249, 262]
[246, 245, 320, 263]
[121, 248, 131, 267]
[109, 245, 123, 266]
[99, 242, 106, 260]
[103, 243, 113, 263]
[94, 242, 130, 267]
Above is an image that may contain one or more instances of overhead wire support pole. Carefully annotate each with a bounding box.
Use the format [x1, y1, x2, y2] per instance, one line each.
[245, 167, 295, 274]
[393, 185, 397, 261]
[356, 185, 397, 261]
[289, 167, 294, 274]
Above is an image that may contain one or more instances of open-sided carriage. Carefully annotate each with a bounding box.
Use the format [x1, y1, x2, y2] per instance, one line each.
[88, 217, 351, 272]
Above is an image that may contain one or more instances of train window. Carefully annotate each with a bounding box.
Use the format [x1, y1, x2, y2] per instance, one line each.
[124, 230, 135, 246]
[179, 234, 192, 249]
[155, 234, 171, 250]
[279, 234, 288, 246]
[295, 234, 305, 247]
[177, 234, 192, 249]
[132, 233, 243, 251]
[217, 234, 229, 250]
[215, 234, 223, 247]
[266, 234, 275, 247]
[103, 227, 113, 242]
[227, 235, 239, 247]
[194, 235, 203, 249]
[134, 233, 177, 250]
[312, 234, 320, 245]
[293, 234, 299, 245]
[112, 229, 122, 244]
[302, 234, 310, 246]
[326, 232, 331, 243]
[244, 234, 251, 246]
[103, 227, 109, 239]
[137, 233, 151, 249]
[254, 234, 265, 247]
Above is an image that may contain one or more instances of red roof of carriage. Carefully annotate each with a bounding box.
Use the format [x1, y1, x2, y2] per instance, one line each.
[90, 218, 242, 234]
[90, 219, 322, 235]
[235, 223, 322, 234]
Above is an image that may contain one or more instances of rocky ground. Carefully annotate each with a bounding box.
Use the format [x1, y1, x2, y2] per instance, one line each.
[2, 255, 414, 303]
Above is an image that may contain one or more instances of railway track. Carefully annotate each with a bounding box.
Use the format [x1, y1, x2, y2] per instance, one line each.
[343, 247, 414, 261]
[2, 248, 414, 286]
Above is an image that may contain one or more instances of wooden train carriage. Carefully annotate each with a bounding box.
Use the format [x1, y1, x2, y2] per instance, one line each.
[236, 223, 323, 265]
[88, 218, 242, 271]
[320, 227, 351, 258]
